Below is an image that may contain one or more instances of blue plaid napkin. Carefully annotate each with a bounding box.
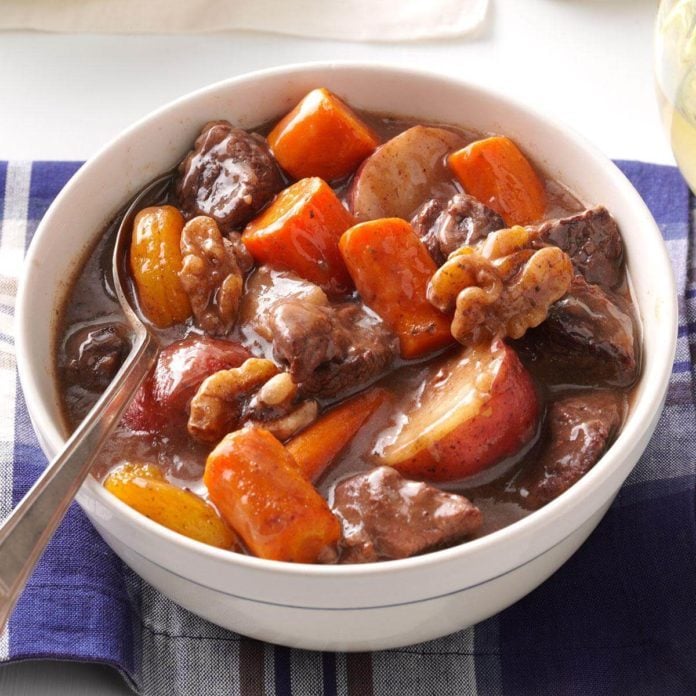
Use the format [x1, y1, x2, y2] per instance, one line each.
[0, 160, 694, 695]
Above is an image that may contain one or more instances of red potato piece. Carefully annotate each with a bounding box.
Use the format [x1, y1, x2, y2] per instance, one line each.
[348, 126, 465, 222]
[380, 339, 539, 481]
[123, 336, 250, 433]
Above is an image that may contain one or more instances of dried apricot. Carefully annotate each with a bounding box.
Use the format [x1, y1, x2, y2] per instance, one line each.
[130, 205, 192, 328]
[104, 462, 238, 550]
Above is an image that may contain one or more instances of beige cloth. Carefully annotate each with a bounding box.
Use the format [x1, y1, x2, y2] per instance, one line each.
[0, 0, 488, 41]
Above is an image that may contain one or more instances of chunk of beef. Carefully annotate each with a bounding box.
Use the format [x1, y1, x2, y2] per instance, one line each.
[241, 266, 398, 398]
[411, 198, 445, 262]
[545, 275, 639, 387]
[270, 301, 343, 379]
[412, 193, 504, 265]
[514, 274, 638, 389]
[333, 466, 482, 563]
[176, 121, 284, 232]
[529, 206, 623, 290]
[63, 323, 130, 391]
[270, 301, 397, 398]
[518, 391, 625, 509]
[240, 266, 329, 345]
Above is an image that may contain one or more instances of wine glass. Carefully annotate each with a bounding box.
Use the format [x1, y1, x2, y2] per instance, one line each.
[655, 0, 696, 191]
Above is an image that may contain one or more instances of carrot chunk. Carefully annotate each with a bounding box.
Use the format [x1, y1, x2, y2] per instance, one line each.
[204, 427, 340, 563]
[242, 177, 355, 295]
[339, 218, 453, 359]
[268, 87, 380, 182]
[448, 136, 546, 226]
[287, 388, 388, 482]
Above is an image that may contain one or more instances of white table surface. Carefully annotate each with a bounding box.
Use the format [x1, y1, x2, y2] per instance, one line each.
[0, 0, 675, 693]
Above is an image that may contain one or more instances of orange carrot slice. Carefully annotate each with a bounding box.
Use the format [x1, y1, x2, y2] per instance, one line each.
[242, 177, 355, 295]
[204, 427, 340, 563]
[339, 218, 453, 359]
[287, 388, 388, 482]
[268, 87, 380, 182]
[448, 136, 546, 226]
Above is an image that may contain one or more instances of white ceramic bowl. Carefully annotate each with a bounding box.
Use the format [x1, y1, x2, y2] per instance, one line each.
[16, 63, 677, 651]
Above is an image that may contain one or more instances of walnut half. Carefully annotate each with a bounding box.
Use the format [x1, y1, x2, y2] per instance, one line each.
[428, 226, 573, 345]
[187, 358, 317, 444]
[179, 216, 244, 336]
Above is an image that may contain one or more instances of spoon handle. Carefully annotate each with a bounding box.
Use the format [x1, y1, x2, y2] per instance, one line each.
[0, 333, 159, 629]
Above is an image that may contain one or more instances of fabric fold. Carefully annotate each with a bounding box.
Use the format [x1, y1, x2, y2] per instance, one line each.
[0, 0, 488, 42]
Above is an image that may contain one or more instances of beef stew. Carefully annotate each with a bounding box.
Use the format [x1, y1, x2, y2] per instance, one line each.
[56, 87, 641, 564]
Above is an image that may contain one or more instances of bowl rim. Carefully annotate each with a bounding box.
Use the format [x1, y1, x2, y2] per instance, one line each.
[15, 60, 678, 585]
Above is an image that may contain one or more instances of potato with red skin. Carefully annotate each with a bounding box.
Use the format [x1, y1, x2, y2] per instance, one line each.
[380, 339, 539, 481]
[123, 336, 250, 433]
[348, 126, 465, 222]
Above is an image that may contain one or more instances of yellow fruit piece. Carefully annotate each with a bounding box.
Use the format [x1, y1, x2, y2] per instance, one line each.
[104, 462, 238, 550]
[130, 205, 192, 328]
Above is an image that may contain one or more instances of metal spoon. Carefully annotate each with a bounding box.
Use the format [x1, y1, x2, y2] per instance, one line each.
[0, 173, 173, 628]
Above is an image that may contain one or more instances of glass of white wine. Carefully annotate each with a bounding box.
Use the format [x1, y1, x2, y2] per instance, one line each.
[656, 0, 696, 191]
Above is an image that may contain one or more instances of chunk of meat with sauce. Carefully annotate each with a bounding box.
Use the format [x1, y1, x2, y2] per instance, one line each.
[518, 391, 625, 509]
[241, 266, 398, 398]
[547, 275, 638, 386]
[411, 193, 505, 265]
[240, 266, 329, 345]
[332, 466, 482, 563]
[176, 121, 285, 232]
[529, 206, 623, 290]
[270, 301, 397, 398]
[63, 322, 130, 391]
[514, 275, 638, 389]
